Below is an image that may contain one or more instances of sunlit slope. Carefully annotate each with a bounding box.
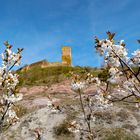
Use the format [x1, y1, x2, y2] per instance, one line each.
[16, 61, 102, 86]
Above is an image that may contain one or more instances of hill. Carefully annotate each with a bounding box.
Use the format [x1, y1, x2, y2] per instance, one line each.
[1, 61, 139, 140]
[16, 60, 102, 87]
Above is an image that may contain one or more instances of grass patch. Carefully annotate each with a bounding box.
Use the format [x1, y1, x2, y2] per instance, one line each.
[53, 119, 74, 140]
[13, 104, 28, 118]
[53, 121, 72, 136]
[102, 128, 138, 140]
[16, 65, 101, 86]
[53, 107, 78, 140]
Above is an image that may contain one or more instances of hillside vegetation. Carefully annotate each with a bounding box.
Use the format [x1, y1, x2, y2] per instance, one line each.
[16, 60, 139, 87]
[16, 62, 103, 86]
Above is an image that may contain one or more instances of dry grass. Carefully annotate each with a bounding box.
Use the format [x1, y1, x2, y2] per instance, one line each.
[53, 115, 76, 140]
[116, 109, 129, 122]
[122, 124, 136, 131]
[13, 104, 28, 118]
[101, 128, 139, 140]
[94, 110, 115, 124]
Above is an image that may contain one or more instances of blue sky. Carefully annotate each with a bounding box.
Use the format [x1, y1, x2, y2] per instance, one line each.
[0, 0, 139, 67]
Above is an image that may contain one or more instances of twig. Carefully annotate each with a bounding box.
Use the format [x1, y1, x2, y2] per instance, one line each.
[0, 102, 11, 132]
[111, 48, 140, 83]
[78, 89, 94, 140]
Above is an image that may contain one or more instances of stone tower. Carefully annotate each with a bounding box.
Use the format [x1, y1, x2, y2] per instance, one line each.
[62, 46, 71, 65]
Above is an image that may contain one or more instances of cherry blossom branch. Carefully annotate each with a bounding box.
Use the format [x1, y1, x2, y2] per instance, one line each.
[0, 42, 23, 132]
[111, 48, 140, 83]
[78, 89, 94, 140]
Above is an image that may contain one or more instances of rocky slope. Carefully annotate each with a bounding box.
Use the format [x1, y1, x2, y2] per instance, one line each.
[1, 80, 140, 140]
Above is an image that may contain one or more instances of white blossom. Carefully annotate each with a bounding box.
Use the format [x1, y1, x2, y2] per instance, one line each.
[135, 103, 140, 108]
[94, 93, 112, 110]
[6, 49, 12, 56]
[91, 77, 101, 86]
[71, 81, 86, 91]
[132, 49, 140, 57]
[109, 67, 119, 76]
[0, 42, 23, 126]
[7, 109, 17, 119]
[132, 49, 140, 66]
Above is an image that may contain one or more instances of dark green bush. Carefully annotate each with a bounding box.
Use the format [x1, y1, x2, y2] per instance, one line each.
[98, 69, 109, 82]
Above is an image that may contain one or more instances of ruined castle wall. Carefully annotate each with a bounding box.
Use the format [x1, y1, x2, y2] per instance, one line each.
[62, 46, 71, 66]
[21, 47, 72, 72]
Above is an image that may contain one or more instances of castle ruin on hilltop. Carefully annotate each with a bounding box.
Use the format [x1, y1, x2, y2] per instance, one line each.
[22, 46, 72, 71]
[62, 46, 71, 65]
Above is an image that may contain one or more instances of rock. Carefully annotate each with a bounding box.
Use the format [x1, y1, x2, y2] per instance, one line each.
[19, 86, 48, 95]
[1, 107, 66, 140]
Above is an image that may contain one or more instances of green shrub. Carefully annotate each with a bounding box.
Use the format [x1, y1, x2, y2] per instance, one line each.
[98, 69, 109, 82]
